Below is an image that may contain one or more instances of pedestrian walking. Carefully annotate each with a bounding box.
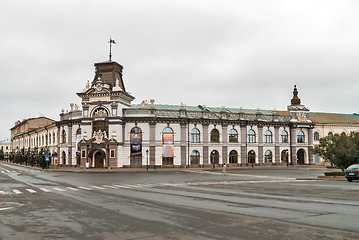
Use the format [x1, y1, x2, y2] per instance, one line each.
[223, 163, 227, 175]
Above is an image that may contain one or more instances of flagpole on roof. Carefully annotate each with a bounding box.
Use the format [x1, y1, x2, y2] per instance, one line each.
[109, 38, 116, 61]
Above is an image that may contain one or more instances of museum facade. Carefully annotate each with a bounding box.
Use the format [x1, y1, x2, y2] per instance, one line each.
[12, 58, 321, 168]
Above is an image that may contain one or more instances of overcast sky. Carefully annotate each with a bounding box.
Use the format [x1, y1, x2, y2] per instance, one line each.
[1, 0, 359, 141]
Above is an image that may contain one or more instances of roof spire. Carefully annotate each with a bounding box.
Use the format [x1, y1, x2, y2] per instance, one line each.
[291, 85, 301, 105]
[108, 38, 116, 61]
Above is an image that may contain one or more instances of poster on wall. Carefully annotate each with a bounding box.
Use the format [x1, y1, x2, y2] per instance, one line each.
[163, 145, 174, 157]
[162, 133, 174, 157]
[163, 133, 174, 145]
[130, 133, 142, 156]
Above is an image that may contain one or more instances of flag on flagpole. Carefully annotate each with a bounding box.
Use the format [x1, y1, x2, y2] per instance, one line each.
[109, 39, 116, 44]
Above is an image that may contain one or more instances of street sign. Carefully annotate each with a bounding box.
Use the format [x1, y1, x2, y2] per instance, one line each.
[45, 156, 50, 162]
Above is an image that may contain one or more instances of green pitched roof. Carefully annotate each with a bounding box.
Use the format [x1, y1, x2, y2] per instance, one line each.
[130, 104, 275, 115]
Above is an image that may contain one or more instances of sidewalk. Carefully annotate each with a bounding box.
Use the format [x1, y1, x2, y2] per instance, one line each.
[2, 161, 328, 173]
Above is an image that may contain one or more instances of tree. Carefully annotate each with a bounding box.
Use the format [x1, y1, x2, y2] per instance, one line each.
[313, 132, 359, 171]
[0, 148, 4, 160]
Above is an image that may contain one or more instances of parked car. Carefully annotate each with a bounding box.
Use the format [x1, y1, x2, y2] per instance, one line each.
[345, 164, 359, 182]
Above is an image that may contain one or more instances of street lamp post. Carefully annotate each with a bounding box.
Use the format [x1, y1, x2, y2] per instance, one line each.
[146, 149, 149, 171]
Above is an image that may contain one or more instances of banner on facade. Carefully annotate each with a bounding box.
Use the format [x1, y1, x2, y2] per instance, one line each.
[163, 145, 174, 157]
[162, 133, 174, 157]
[130, 133, 142, 156]
[76, 134, 82, 153]
[163, 133, 174, 145]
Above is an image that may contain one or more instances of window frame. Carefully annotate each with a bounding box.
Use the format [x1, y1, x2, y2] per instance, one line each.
[191, 128, 200, 143]
[297, 130, 305, 143]
[190, 150, 200, 165]
[229, 129, 238, 143]
[229, 150, 238, 163]
[264, 130, 273, 143]
[247, 129, 256, 143]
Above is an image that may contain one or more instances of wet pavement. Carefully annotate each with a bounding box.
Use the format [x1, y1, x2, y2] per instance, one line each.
[0, 161, 358, 240]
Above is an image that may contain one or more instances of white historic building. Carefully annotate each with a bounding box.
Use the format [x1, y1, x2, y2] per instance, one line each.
[11, 57, 359, 168]
[53, 58, 315, 168]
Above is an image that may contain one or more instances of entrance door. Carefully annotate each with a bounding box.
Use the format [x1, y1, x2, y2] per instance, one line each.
[94, 151, 104, 168]
[297, 149, 305, 165]
[210, 150, 219, 164]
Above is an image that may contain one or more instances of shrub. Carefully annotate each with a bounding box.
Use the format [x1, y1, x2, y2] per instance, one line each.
[324, 171, 345, 176]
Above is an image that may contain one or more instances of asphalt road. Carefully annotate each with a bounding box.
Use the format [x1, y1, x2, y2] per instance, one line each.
[0, 162, 358, 240]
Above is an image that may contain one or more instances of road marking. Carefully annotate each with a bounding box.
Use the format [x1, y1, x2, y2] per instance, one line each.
[53, 187, 66, 192]
[78, 186, 92, 190]
[102, 185, 117, 189]
[0, 191, 5, 194]
[90, 186, 105, 190]
[26, 189, 37, 193]
[12, 190, 22, 194]
[0, 207, 14, 211]
[1, 171, 5, 173]
[39, 188, 51, 192]
[0, 167, 10, 173]
[113, 184, 132, 189]
[66, 187, 79, 191]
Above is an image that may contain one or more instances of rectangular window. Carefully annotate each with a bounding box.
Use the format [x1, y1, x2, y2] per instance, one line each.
[81, 150, 86, 158]
[110, 149, 115, 158]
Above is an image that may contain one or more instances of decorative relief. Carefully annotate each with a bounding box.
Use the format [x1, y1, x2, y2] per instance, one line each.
[93, 108, 108, 117]
[297, 112, 307, 122]
[92, 130, 108, 144]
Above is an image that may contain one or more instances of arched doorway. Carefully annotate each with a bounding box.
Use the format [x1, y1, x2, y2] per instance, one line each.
[248, 150, 255, 164]
[93, 150, 106, 168]
[210, 150, 219, 165]
[62, 151, 66, 165]
[297, 149, 305, 165]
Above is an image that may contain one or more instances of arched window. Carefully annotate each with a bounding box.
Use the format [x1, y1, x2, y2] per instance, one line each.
[130, 127, 142, 166]
[281, 130, 288, 143]
[297, 131, 305, 143]
[210, 150, 219, 164]
[62, 130, 66, 144]
[76, 128, 82, 135]
[328, 132, 333, 139]
[341, 132, 347, 136]
[265, 130, 272, 143]
[248, 129, 256, 143]
[190, 150, 200, 165]
[248, 150, 255, 163]
[314, 132, 319, 141]
[163, 127, 174, 165]
[191, 128, 200, 143]
[229, 129, 238, 143]
[229, 150, 238, 163]
[281, 150, 288, 163]
[163, 127, 173, 134]
[264, 150, 272, 163]
[210, 129, 220, 143]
